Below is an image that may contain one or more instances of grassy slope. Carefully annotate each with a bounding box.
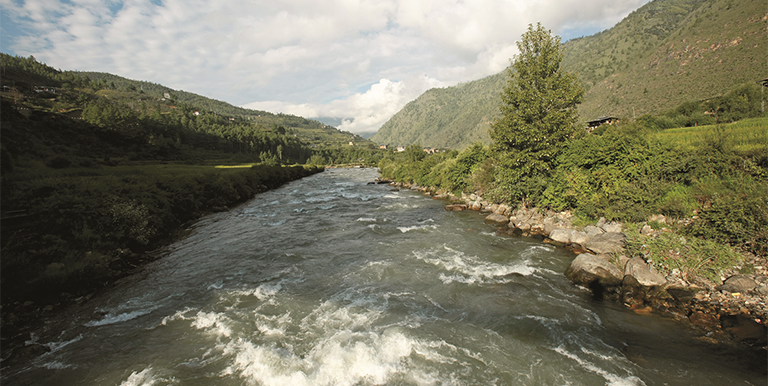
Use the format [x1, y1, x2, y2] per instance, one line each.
[653, 117, 768, 153]
[578, 0, 767, 120]
[373, 0, 766, 149]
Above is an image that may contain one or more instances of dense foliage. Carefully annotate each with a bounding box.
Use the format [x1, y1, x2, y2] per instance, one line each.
[489, 23, 584, 204]
[379, 143, 489, 195]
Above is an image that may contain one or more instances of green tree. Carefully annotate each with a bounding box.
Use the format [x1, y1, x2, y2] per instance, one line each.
[405, 144, 426, 162]
[489, 23, 584, 204]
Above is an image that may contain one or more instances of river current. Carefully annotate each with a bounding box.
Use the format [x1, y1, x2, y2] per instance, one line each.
[4, 168, 765, 385]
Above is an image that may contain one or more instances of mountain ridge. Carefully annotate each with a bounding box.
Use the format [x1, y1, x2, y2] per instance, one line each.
[372, 0, 766, 149]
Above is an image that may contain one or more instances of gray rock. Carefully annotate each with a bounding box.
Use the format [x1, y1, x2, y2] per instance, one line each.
[570, 231, 589, 246]
[596, 217, 607, 228]
[583, 225, 604, 238]
[565, 253, 623, 287]
[585, 232, 626, 254]
[543, 221, 559, 236]
[484, 213, 510, 226]
[666, 286, 701, 303]
[549, 228, 573, 244]
[716, 275, 757, 293]
[624, 257, 667, 287]
[601, 221, 623, 233]
[641, 224, 653, 235]
[530, 223, 546, 235]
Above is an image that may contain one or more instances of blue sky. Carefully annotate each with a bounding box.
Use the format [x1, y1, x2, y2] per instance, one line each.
[1, 0, 649, 133]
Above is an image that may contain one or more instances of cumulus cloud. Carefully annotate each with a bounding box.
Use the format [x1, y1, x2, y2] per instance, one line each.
[1, 0, 649, 133]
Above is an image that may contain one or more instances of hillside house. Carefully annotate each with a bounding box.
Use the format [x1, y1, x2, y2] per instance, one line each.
[379, 144, 388, 150]
[587, 116, 618, 131]
[33, 86, 57, 94]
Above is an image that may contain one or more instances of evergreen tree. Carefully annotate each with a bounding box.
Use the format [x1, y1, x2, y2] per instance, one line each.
[490, 23, 584, 204]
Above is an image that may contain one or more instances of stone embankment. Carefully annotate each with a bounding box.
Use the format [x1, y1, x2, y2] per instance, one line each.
[389, 180, 768, 348]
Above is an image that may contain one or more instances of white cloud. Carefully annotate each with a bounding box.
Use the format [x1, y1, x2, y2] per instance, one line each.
[1, 0, 650, 133]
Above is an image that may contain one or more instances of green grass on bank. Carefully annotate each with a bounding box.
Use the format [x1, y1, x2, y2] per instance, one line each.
[653, 117, 767, 154]
[1, 163, 324, 303]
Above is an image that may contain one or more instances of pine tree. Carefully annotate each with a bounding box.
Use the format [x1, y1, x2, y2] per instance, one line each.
[490, 23, 584, 204]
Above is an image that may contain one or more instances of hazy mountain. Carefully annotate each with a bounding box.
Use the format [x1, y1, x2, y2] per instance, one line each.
[372, 0, 766, 149]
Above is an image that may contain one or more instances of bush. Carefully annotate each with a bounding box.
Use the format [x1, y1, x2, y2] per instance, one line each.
[658, 184, 696, 218]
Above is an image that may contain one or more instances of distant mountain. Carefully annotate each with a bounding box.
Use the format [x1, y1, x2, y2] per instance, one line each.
[76, 72, 368, 146]
[373, 0, 766, 149]
[372, 74, 505, 148]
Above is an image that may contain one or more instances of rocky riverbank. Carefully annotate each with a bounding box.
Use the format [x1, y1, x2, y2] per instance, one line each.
[389, 180, 768, 349]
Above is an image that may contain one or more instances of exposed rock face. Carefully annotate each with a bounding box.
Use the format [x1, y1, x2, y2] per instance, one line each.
[565, 253, 623, 299]
[585, 232, 626, 254]
[624, 257, 667, 287]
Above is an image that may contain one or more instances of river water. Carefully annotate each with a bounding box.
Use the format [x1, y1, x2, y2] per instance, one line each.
[4, 168, 765, 385]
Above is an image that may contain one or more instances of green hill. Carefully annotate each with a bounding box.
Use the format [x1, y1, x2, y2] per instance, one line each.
[75, 71, 367, 146]
[372, 73, 505, 148]
[372, 0, 767, 149]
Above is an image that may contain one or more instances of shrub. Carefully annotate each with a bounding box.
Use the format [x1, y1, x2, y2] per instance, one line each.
[658, 184, 696, 218]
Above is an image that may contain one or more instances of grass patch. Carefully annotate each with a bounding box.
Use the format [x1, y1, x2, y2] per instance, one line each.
[623, 228, 742, 283]
[653, 117, 767, 154]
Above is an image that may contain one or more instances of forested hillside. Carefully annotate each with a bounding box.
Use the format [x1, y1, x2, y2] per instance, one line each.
[372, 0, 767, 149]
[75, 71, 367, 146]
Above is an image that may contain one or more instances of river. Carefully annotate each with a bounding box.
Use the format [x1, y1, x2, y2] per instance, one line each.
[3, 168, 765, 385]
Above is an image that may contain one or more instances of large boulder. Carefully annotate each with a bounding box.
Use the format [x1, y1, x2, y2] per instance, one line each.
[624, 257, 667, 287]
[601, 221, 623, 233]
[586, 232, 626, 254]
[484, 213, 509, 226]
[565, 253, 623, 298]
[583, 225, 604, 238]
[570, 231, 589, 246]
[549, 229, 573, 244]
[716, 275, 757, 293]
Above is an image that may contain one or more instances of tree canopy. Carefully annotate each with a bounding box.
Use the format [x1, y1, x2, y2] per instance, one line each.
[489, 23, 584, 204]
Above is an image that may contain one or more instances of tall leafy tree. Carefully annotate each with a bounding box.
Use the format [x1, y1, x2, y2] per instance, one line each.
[490, 23, 584, 204]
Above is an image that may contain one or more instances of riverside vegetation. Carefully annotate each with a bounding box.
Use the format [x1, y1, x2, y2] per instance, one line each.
[379, 24, 767, 346]
[0, 54, 396, 340]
